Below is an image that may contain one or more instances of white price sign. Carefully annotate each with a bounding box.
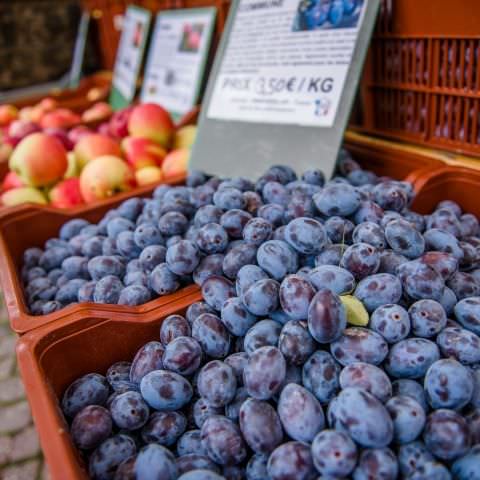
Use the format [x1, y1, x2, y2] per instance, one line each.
[110, 6, 151, 109]
[141, 8, 216, 118]
[208, 0, 367, 127]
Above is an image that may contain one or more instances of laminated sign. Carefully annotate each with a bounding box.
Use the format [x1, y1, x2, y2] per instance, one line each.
[141, 8, 217, 120]
[110, 6, 152, 110]
[191, 0, 380, 179]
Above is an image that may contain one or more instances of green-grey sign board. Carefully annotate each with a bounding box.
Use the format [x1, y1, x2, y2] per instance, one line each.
[191, 0, 380, 180]
[109, 5, 152, 110]
[141, 7, 216, 121]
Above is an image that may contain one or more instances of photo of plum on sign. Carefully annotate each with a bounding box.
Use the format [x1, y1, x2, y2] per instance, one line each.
[207, 0, 366, 127]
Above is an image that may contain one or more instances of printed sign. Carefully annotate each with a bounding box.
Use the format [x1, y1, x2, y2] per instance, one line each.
[110, 5, 152, 109]
[191, 0, 379, 180]
[141, 8, 216, 119]
[208, 0, 367, 127]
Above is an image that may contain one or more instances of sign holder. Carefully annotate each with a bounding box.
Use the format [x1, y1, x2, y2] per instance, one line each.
[109, 5, 152, 110]
[141, 7, 217, 121]
[68, 12, 90, 89]
[191, 0, 380, 180]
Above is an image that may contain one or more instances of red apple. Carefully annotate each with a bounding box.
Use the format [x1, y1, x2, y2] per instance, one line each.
[82, 102, 113, 123]
[29, 105, 46, 124]
[43, 127, 74, 151]
[9, 133, 68, 187]
[49, 178, 84, 208]
[40, 109, 81, 129]
[38, 97, 58, 112]
[80, 155, 135, 203]
[128, 103, 174, 147]
[0, 105, 18, 127]
[162, 148, 189, 178]
[97, 122, 115, 138]
[2, 171, 25, 192]
[74, 133, 123, 169]
[68, 126, 93, 145]
[7, 120, 41, 146]
[109, 106, 133, 139]
[122, 137, 167, 170]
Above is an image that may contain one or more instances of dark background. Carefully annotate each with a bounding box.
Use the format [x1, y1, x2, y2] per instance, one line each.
[0, 0, 101, 91]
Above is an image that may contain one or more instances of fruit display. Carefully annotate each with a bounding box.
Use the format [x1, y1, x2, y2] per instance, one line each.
[0, 102, 194, 208]
[26, 151, 480, 479]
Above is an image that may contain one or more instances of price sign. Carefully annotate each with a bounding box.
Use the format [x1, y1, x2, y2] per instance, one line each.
[141, 8, 216, 120]
[191, 0, 380, 179]
[109, 5, 152, 110]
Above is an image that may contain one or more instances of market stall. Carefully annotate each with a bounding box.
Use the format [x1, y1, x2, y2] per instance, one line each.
[1, 1, 480, 479]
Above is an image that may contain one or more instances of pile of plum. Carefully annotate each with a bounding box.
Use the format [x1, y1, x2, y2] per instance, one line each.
[54, 154, 480, 479]
[22, 152, 420, 315]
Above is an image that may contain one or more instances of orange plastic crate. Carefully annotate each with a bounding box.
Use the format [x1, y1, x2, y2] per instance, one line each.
[0, 175, 197, 335]
[16, 292, 202, 480]
[412, 166, 480, 216]
[352, 0, 480, 158]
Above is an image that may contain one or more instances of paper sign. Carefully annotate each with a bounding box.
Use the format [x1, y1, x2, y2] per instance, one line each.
[110, 5, 152, 110]
[191, 0, 379, 180]
[208, 0, 367, 127]
[68, 12, 90, 89]
[141, 8, 216, 119]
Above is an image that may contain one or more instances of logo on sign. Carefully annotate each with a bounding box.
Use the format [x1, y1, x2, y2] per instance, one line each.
[315, 97, 331, 116]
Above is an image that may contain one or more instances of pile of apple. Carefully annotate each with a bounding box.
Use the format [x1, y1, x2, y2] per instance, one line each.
[0, 97, 113, 165]
[0, 102, 194, 208]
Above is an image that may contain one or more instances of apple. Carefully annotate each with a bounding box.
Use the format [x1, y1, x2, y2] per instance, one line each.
[80, 155, 135, 203]
[1, 171, 25, 192]
[64, 152, 79, 179]
[122, 137, 167, 170]
[29, 105, 46, 123]
[38, 97, 58, 112]
[0, 105, 18, 127]
[2, 169, 24, 191]
[82, 102, 113, 123]
[7, 120, 41, 146]
[1, 186, 47, 206]
[162, 148, 189, 178]
[135, 166, 164, 186]
[74, 133, 123, 170]
[49, 178, 84, 208]
[109, 106, 133, 139]
[18, 107, 34, 122]
[87, 86, 109, 102]
[43, 127, 74, 151]
[68, 126, 93, 145]
[0, 143, 13, 163]
[9, 133, 68, 187]
[40, 109, 81, 129]
[173, 125, 197, 149]
[97, 122, 115, 138]
[128, 103, 174, 147]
